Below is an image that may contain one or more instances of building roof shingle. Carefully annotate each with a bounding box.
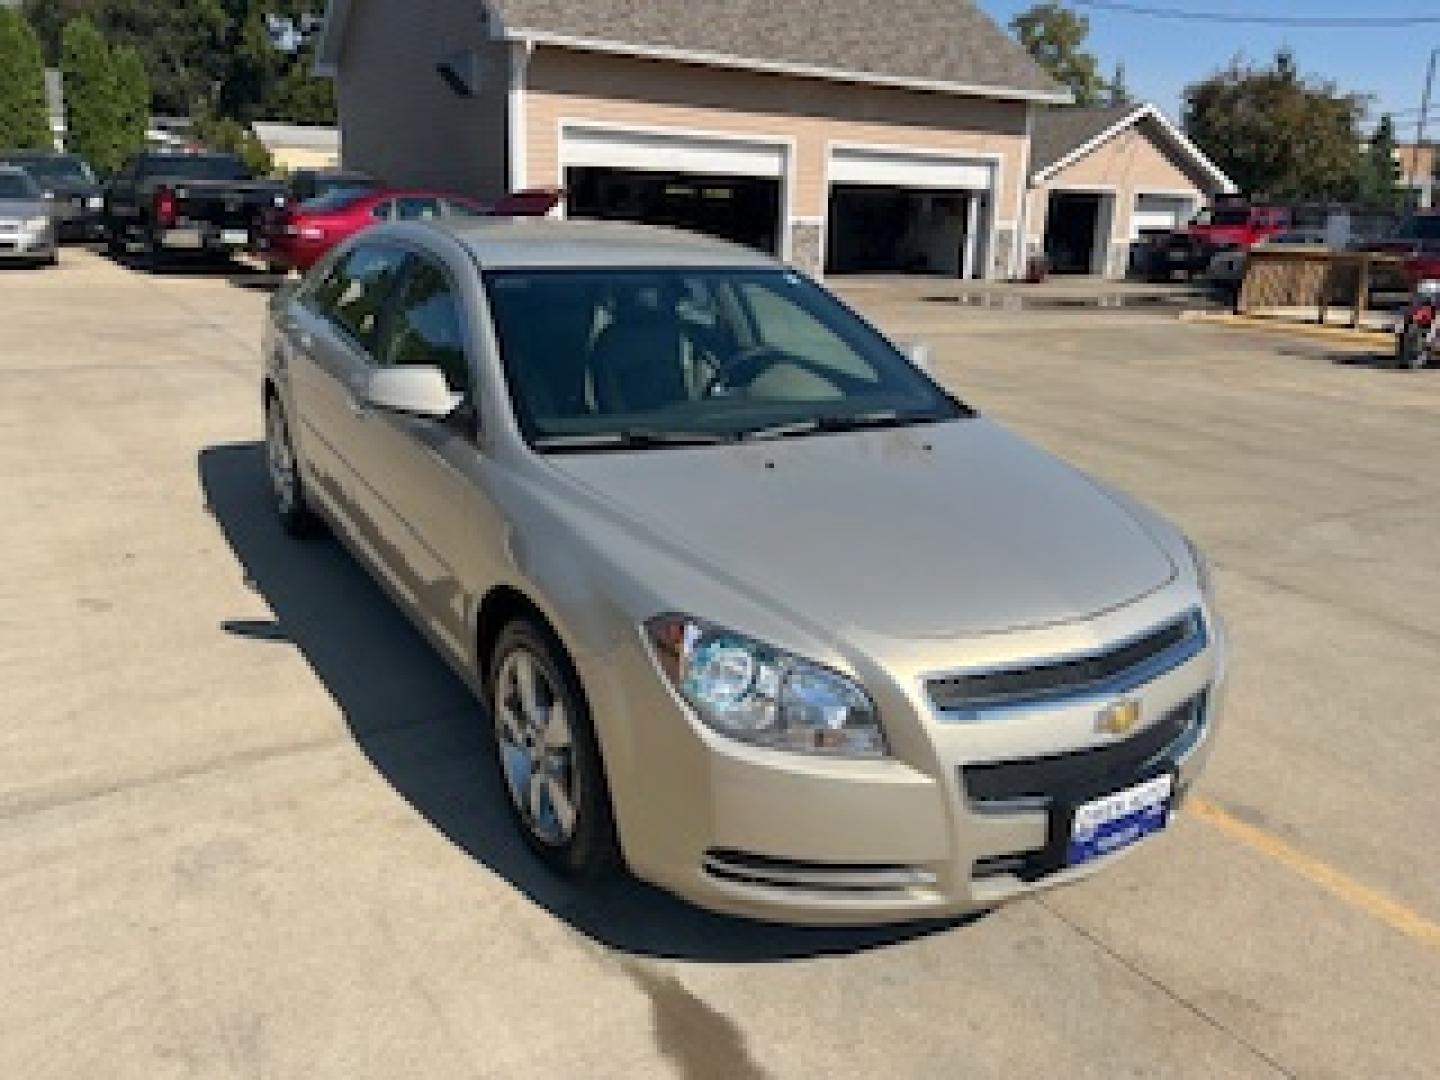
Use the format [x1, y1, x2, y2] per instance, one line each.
[1029, 104, 1140, 175]
[491, 0, 1064, 100]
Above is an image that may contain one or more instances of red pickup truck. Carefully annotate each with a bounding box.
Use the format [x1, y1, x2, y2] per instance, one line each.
[1154, 204, 1294, 279]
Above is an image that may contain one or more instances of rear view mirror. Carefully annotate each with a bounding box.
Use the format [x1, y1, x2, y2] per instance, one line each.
[364, 366, 462, 419]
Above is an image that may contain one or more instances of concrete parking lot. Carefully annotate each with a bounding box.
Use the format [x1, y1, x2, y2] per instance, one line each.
[1, 249, 1436, 1079]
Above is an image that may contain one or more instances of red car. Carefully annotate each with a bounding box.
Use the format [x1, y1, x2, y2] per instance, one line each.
[255, 186, 562, 272]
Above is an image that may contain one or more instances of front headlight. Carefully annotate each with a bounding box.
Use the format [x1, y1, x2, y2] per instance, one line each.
[24, 217, 50, 233]
[1185, 536, 1214, 600]
[644, 614, 886, 758]
[86, 196, 103, 210]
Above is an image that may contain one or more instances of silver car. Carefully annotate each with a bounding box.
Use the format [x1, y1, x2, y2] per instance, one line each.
[0, 166, 57, 266]
[263, 219, 1225, 925]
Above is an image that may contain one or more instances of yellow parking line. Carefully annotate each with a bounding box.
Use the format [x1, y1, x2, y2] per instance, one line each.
[1189, 797, 1440, 951]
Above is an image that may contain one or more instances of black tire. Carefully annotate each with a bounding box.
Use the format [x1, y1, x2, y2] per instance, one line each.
[1397, 325, 1428, 371]
[264, 396, 321, 537]
[487, 618, 620, 880]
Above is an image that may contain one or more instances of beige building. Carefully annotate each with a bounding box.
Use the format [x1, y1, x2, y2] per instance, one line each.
[253, 122, 342, 173]
[1027, 104, 1235, 278]
[317, 0, 1067, 279]
[1393, 141, 1438, 209]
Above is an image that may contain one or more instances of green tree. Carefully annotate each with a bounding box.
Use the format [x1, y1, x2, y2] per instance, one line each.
[61, 16, 122, 173]
[26, 1, 332, 123]
[192, 112, 274, 176]
[1359, 113, 1404, 210]
[112, 42, 150, 164]
[0, 9, 55, 151]
[1182, 51, 1368, 202]
[28, 0, 229, 117]
[1011, 2, 1108, 106]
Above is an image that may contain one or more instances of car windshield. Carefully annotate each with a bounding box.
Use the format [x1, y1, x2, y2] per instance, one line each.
[484, 267, 966, 449]
[0, 171, 40, 199]
[141, 155, 251, 182]
[299, 187, 372, 212]
[4, 155, 94, 185]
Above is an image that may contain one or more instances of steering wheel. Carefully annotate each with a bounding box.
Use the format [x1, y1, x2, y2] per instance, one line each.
[703, 345, 792, 398]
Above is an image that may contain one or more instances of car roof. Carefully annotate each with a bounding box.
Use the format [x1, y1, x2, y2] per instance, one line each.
[442, 218, 776, 270]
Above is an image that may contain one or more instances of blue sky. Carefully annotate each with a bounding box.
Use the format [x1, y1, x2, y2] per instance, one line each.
[977, 1, 1439, 136]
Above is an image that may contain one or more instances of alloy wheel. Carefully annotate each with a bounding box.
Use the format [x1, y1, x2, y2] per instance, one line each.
[494, 647, 580, 847]
[266, 403, 299, 517]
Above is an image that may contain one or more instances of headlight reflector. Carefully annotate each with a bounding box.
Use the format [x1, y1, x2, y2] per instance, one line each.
[645, 615, 885, 757]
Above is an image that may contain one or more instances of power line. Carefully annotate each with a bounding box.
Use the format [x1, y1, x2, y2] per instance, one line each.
[1070, 0, 1440, 28]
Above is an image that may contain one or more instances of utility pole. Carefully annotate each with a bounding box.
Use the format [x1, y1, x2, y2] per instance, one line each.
[1412, 48, 1439, 209]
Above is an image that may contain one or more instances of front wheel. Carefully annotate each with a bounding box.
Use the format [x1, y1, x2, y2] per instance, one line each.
[487, 619, 619, 879]
[1396, 324, 1429, 370]
[265, 396, 320, 537]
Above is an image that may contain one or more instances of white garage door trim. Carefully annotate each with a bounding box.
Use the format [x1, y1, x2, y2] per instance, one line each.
[828, 146, 997, 191]
[1132, 192, 1196, 239]
[557, 120, 794, 259]
[559, 121, 788, 180]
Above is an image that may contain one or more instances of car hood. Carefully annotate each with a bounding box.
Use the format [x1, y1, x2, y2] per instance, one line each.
[546, 418, 1177, 641]
[0, 198, 49, 219]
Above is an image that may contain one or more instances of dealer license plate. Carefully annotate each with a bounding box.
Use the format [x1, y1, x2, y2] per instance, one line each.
[1068, 774, 1173, 866]
[221, 229, 250, 247]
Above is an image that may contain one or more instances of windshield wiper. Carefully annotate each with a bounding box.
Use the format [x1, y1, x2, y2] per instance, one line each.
[739, 410, 947, 443]
[534, 429, 736, 453]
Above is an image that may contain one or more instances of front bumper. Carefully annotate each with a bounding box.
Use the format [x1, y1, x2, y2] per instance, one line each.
[157, 224, 255, 252]
[0, 229, 56, 260]
[590, 603, 1226, 926]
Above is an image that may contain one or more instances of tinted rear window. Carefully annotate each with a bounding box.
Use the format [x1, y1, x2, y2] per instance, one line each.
[1399, 216, 1440, 240]
[139, 155, 251, 182]
[299, 188, 372, 212]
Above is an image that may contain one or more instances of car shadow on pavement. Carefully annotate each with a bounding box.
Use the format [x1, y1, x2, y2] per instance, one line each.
[200, 442, 970, 962]
[106, 247, 277, 283]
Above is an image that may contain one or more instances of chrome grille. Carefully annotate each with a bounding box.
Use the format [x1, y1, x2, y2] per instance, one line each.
[702, 850, 936, 893]
[927, 611, 1205, 714]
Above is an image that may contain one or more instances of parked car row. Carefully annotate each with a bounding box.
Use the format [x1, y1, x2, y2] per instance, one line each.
[0, 147, 562, 275]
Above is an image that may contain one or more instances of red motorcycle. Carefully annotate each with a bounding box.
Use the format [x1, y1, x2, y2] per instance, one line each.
[1395, 280, 1440, 370]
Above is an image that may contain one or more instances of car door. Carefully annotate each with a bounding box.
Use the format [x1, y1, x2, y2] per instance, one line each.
[362, 253, 510, 661]
[286, 242, 410, 558]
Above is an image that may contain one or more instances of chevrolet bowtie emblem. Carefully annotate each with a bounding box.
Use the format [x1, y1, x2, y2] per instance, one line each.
[1099, 699, 1142, 736]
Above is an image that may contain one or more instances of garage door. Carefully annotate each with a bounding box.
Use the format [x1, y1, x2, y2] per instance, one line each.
[1132, 194, 1194, 237]
[560, 126, 786, 255]
[826, 148, 996, 277]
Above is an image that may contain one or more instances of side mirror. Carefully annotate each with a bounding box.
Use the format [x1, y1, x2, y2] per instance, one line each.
[364, 366, 462, 419]
[900, 341, 933, 374]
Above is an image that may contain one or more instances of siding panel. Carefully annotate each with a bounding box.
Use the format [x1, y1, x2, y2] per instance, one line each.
[525, 48, 1028, 222]
[337, 0, 510, 198]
